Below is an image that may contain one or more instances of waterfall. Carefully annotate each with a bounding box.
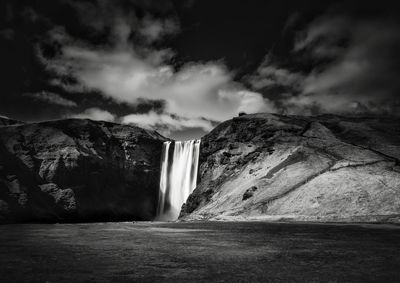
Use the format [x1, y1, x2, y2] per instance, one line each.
[157, 141, 171, 216]
[157, 139, 201, 220]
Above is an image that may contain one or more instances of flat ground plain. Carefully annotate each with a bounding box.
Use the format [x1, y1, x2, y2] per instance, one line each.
[0, 221, 399, 282]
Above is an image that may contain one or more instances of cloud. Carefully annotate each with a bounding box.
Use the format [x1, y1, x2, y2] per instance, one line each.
[248, 56, 304, 91]
[297, 17, 400, 114]
[120, 89, 275, 135]
[121, 111, 213, 136]
[249, 14, 400, 116]
[138, 17, 179, 43]
[46, 44, 270, 122]
[294, 16, 350, 58]
[218, 90, 278, 114]
[25, 91, 77, 107]
[38, 13, 274, 135]
[68, 108, 116, 122]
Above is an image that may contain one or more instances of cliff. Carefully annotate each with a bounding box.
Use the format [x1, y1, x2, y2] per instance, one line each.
[180, 114, 400, 223]
[0, 118, 166, 223]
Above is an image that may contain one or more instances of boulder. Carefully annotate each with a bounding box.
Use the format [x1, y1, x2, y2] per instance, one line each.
[242, 186, 258, 201]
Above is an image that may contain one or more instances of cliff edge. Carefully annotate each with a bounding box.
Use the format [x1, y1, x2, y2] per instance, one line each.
[180, 114, 400, 223]
[0, 118, 166, 223]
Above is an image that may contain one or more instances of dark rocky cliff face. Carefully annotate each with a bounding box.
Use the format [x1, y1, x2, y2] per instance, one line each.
[0, 118, 167, 223]
[180, 113, 400, 223]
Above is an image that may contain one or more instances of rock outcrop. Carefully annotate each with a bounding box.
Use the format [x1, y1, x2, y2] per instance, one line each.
[0, 116, 24, 127]
[180, 114, 400, 223]
[0, 118, 167, 223]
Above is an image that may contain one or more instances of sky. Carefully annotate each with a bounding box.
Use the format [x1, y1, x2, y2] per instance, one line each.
[0, 0, 399, 139]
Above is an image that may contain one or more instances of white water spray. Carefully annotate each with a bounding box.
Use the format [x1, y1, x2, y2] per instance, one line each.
[157, 139, 201, 220]
[157, 141, 171, 216]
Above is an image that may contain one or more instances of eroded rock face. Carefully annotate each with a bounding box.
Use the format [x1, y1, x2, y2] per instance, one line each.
[0, 118, 167, 223]
[180, 114, 400, 223]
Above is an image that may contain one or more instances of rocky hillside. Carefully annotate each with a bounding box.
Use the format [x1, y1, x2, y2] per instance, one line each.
[0, 116, 24, 127]
[180, 114, 400, 223]
[0, 118, 166, 223]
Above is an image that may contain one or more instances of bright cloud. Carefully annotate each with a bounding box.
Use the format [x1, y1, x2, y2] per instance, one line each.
[218, 90, 278, 114]
[39, 18, 273, 135]
[68, 108, 116, 122]
[121, 111, 214, 136]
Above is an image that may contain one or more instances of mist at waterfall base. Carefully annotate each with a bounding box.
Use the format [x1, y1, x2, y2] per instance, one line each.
[157, 140, 201, 220]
